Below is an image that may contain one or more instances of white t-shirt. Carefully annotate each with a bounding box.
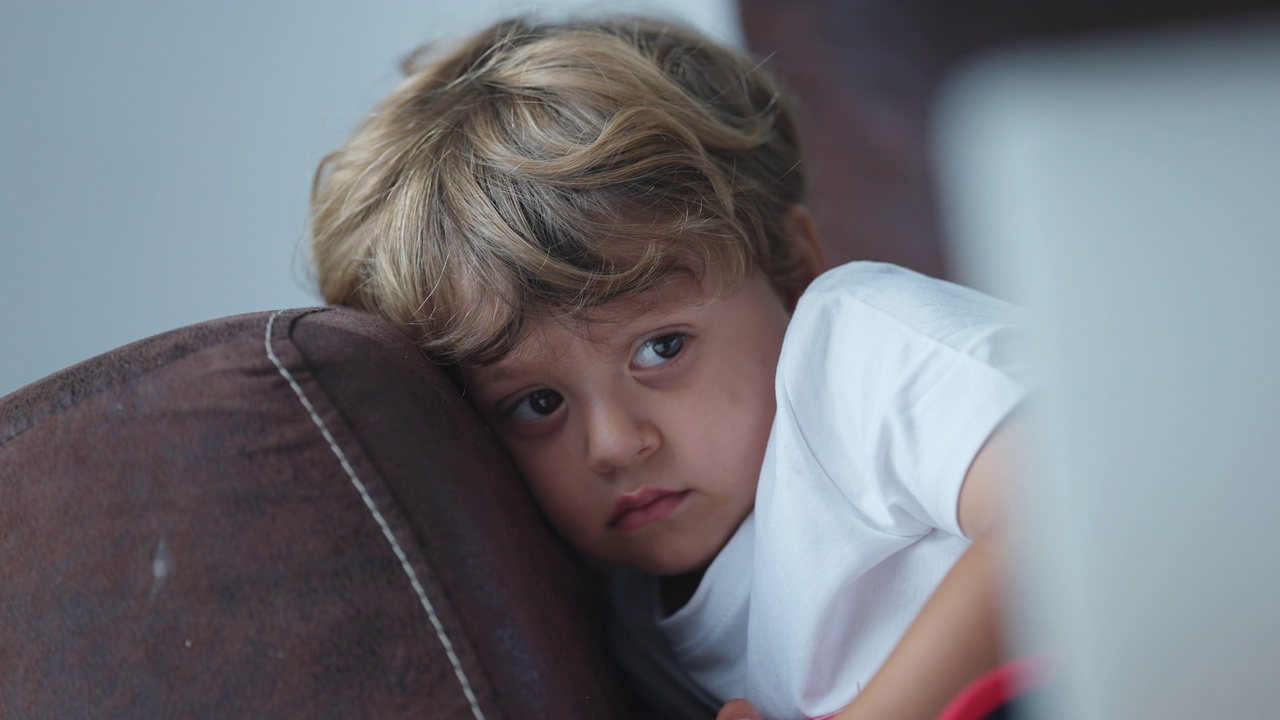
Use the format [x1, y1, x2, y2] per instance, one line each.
[611, 262, 1032, 720]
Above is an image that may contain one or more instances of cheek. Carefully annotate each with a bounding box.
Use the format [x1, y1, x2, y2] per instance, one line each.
[720, 345, 780, 423]
[739, 391, 778, 467]
[702, 337, 783, 469]
[508, 444, 598, 536]
[515, 452, 571, 506]
[687, 373, 777, 471]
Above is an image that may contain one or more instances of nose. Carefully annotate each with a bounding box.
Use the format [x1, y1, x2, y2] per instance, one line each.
[583, 396, 660, 475]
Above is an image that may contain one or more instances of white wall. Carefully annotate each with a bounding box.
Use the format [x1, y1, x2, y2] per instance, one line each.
[0, 0, 741, 397]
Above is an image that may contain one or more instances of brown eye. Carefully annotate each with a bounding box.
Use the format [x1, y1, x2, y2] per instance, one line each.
[634, 333, 686, 369]
[510, 388, 563, 421]
[529, 389, 562, 414]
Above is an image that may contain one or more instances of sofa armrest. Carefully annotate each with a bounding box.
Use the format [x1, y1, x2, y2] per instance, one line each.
[0, 306, 648, 719]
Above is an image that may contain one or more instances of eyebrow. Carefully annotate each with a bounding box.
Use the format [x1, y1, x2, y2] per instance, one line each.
[463, 283, 711, 383]
[461, 359, 529, 397]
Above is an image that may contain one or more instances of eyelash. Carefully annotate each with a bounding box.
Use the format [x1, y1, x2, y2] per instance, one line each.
[501, 331, 692, 424]
[632, 332, 688, 370]
[506, 387, 564, 423]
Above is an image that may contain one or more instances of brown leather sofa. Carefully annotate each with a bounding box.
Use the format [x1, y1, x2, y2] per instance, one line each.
[1, 307, 648, 719]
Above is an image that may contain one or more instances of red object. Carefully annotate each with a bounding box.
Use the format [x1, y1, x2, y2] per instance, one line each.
[937, 657, 1047, 720]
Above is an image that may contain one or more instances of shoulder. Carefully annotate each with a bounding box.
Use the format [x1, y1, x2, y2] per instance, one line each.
[767, 266, 1031, 538]
[782, 261, 1032, 385]
[797, 261, 1021, 330]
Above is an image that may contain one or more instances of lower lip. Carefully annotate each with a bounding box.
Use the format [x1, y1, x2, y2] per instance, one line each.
[611, 491, 690, 532]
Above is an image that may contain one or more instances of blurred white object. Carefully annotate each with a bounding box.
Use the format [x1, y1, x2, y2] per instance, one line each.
[936, 17, 1280, 720]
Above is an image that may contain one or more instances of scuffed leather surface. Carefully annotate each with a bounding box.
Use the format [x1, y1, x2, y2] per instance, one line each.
[0, 307, 647, 719]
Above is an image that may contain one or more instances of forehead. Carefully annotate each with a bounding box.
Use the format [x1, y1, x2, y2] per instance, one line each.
[576, 272, 718, 329]
[475, 273, 718, 373]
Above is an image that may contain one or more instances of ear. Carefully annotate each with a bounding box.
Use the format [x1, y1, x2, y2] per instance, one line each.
[781, 204, 827, 310]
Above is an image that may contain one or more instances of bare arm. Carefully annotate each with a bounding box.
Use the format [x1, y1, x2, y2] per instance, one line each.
[829, 528, 1005, 719]
[717, 418, 1024, 720]
[827, 418, 1021, 719]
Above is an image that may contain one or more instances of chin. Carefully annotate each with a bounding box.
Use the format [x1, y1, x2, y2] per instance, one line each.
[640, 551, 715, 579]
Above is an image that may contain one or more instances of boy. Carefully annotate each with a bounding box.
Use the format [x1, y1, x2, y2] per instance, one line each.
[310, 15, 1029, 720]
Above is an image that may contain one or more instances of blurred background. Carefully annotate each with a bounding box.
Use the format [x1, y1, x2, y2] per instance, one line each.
[0, 0, 740, 397]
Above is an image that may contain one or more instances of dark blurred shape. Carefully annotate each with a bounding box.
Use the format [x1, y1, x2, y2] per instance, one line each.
[739, 0, 1279, 276]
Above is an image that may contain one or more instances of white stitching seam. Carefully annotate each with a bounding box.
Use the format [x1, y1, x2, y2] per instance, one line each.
[265, 311, 486, 720]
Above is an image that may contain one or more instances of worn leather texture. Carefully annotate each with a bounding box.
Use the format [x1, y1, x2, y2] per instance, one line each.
[0, 307, 647, 719]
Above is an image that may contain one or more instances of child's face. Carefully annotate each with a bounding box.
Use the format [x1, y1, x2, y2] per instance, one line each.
[465, 272, 792, 576]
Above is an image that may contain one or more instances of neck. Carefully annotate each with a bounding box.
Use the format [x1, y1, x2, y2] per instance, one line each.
[658, 568, 705, 616]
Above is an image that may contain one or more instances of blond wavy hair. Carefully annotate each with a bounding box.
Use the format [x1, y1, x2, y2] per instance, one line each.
[310, 16, 806, 365]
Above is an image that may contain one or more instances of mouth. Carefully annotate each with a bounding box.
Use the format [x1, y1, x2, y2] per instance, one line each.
[607, 488, 690, 532]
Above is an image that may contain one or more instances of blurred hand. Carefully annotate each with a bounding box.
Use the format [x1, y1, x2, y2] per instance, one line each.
[717, 698, 764, 720]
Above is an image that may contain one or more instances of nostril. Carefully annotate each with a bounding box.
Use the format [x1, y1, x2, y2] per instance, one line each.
[586, 421, 658, 473]
[582, 394, 661, 473]
[636, 425, 660, 458]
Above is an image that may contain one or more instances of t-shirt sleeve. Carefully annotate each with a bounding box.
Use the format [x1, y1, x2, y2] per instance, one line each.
[777, 264, 1031, 539]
